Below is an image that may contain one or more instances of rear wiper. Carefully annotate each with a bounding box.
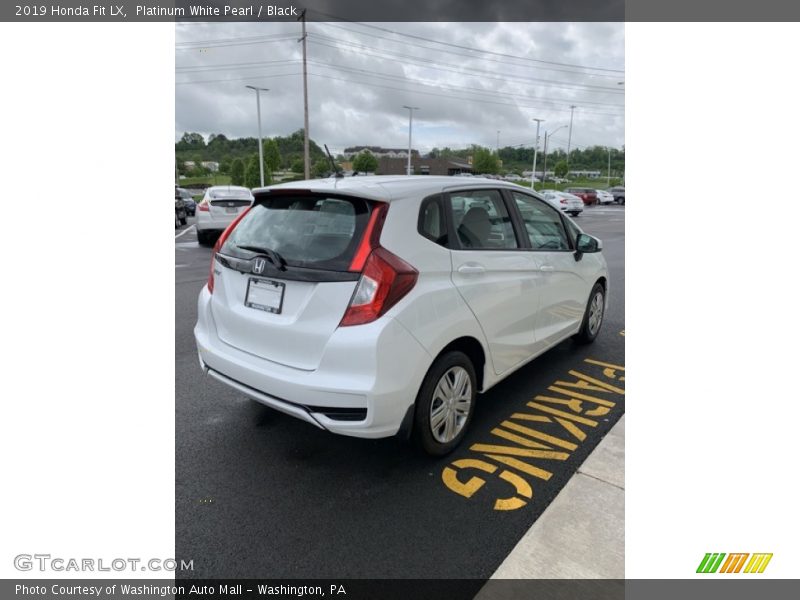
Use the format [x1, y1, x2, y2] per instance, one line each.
[236, 245, 288, 271]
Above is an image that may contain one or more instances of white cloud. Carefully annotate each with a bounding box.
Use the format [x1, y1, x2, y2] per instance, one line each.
[175, 22, 624, 154]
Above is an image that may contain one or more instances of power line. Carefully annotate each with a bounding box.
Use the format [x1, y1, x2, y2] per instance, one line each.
[307, 36, 624, 96]
[175, 72, 300, 86]
[304, 12, 624, 74]
[315, 22, 624, 80]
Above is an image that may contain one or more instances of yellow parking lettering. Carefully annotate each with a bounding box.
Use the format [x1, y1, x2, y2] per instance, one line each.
[552, 378, 611, 394]
[441, 459, 497, 498]
[584, 359, 625, 381]
[533, 395, 584, 413]
[555, 418, 587, 441]
[568, 370, 625, 395]
[503, 420, 578, 451]
[486, 454, 554, 480]
[494, 470, 533, 511]
[470, 443, 570, 461]
[491, 427, 553, 449]
[585, 405, 611, 417]
[547, 386, 617, 408]
[526, 402, 599, 426]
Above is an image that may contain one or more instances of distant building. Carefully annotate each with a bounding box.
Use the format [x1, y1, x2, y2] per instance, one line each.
[201, 161, 220, 172]
[568, 170, 602, 178]
[344, 146, 420, 159]
[376, 156, 473, 176]
[183, 161, 196, 169]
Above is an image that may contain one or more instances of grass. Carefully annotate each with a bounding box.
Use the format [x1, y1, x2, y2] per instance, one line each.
[178, 174, 232, 187]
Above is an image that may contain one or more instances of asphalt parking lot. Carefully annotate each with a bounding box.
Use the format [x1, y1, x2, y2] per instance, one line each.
[175, 203, 625, 578]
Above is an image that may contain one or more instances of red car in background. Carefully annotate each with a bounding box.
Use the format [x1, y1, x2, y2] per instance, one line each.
[564, 187, 598, 206]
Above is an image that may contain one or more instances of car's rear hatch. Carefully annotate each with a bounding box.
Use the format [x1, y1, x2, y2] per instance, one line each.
[209, 191, 377, 371]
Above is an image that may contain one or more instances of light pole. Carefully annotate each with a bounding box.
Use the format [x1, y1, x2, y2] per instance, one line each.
[543, 125, 567, 185]
[607, 146, 612, 186]
[246, 85, 269, 187]
[403, 106, 420, 175]
[566, 105, 576, 172]
[530, 118, 544, 190]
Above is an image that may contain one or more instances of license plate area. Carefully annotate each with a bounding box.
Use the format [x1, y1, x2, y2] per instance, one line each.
[225, 207, 238, 214]
[245, 278, 285, 314]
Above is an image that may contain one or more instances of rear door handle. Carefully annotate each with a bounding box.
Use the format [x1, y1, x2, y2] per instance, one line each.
[539, 265, 555, 272]
[458, 264, 486, 274]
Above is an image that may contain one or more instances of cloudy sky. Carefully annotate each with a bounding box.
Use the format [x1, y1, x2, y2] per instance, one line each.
[175, 22, 624, 155]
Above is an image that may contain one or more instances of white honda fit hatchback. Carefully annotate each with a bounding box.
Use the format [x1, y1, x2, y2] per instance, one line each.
[196, 185, 254, 247]
[195, 176, 608, 455]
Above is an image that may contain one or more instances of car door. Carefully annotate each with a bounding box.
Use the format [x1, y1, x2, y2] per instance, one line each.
[508, 190, 590, 348]
[445, 188, 540, 375]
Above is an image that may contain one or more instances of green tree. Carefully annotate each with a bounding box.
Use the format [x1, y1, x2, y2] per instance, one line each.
[352, 150, 378, 173]
[264, 139, 281, 175]
[554, 160, 569, 179]
[290, 159, 304, 174]
[471, 146, 499, 174]
[244, 155, 261, 188]
[311, 159, 331, 178]
[230, 158, 245, 186]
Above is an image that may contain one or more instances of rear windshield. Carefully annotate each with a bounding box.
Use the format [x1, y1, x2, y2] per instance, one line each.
[210, 189, 252, 200]
[221, 194, 371, 271]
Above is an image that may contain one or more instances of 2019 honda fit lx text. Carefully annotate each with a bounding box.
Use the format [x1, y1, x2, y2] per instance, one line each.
[194, 176, 609, 455]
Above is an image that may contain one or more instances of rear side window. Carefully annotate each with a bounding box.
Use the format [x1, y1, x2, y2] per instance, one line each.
[448, 189, 518, 249]
[418, 194, 447, 247]
[221, 195, 370, 271]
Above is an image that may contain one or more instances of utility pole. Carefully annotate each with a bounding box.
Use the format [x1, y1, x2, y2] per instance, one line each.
[298, 10, 310, 179]
[245, 85, 268, 187]
[402, 105, 420, 175]
[566, 105, 576, 172]
[496, 130, 500, 154]
[543, 125, 567, 186]
[530, 118, 544, 190]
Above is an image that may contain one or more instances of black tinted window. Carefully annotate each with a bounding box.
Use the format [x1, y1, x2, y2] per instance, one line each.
[418, 195, 447, 246]
[222, 195, 370, 271]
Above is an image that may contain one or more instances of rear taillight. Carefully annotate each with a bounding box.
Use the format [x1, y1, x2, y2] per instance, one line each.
[207, 206, 251, 294]
[198, 201, 210, 212]
[340, 247, 418, 327]
[349, 203, 388, 272]
[560, 199, 567, 204]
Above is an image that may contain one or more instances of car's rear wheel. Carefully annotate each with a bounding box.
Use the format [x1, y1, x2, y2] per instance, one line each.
[197, 230, 213, 247]
[570, 211, 580, 217]
[412, 351, 476, 456]
[575, 282, 605, 344]
[175, 212, 181, 228]
[180, 215, 187, 226]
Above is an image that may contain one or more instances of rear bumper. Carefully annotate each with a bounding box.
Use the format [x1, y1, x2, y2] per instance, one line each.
[194, 286, 432, 439]
[196, 212, 237, 232]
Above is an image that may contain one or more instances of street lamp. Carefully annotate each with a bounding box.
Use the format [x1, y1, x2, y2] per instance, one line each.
[542, 125, 568, 184]
[530, 118, 544, 190]
[402, 105, 420, 175]
[246, 85, 269, 187]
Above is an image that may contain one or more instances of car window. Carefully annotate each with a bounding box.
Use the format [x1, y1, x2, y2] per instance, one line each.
[448, 189, 518, 249]
[221, 195, 368, 271]
[512, 192, 570, 251]
[418, 195, 447, 247]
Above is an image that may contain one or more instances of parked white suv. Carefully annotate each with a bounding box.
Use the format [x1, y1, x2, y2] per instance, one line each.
[194, 176, 608, 455]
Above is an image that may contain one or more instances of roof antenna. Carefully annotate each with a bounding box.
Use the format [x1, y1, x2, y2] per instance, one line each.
[324, 144, 344, 178]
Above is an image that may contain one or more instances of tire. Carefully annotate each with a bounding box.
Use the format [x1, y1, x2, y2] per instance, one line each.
[180, 216, 187, 226]
[197, 229, 213, 247]
[570, 211, 580, 217]
[412, 351, 477, 456]
[574, 282, 606, 344]
[175, 212, 181, 228]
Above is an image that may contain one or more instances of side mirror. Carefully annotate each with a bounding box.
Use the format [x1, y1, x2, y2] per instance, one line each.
[575, 233, 602, 259]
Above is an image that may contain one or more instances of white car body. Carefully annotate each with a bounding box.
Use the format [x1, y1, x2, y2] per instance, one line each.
[196, 186, 254, 234]
[194, 176, 608, 450]
[595, 189, 615, 205]
[541, 190, 585, 216]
